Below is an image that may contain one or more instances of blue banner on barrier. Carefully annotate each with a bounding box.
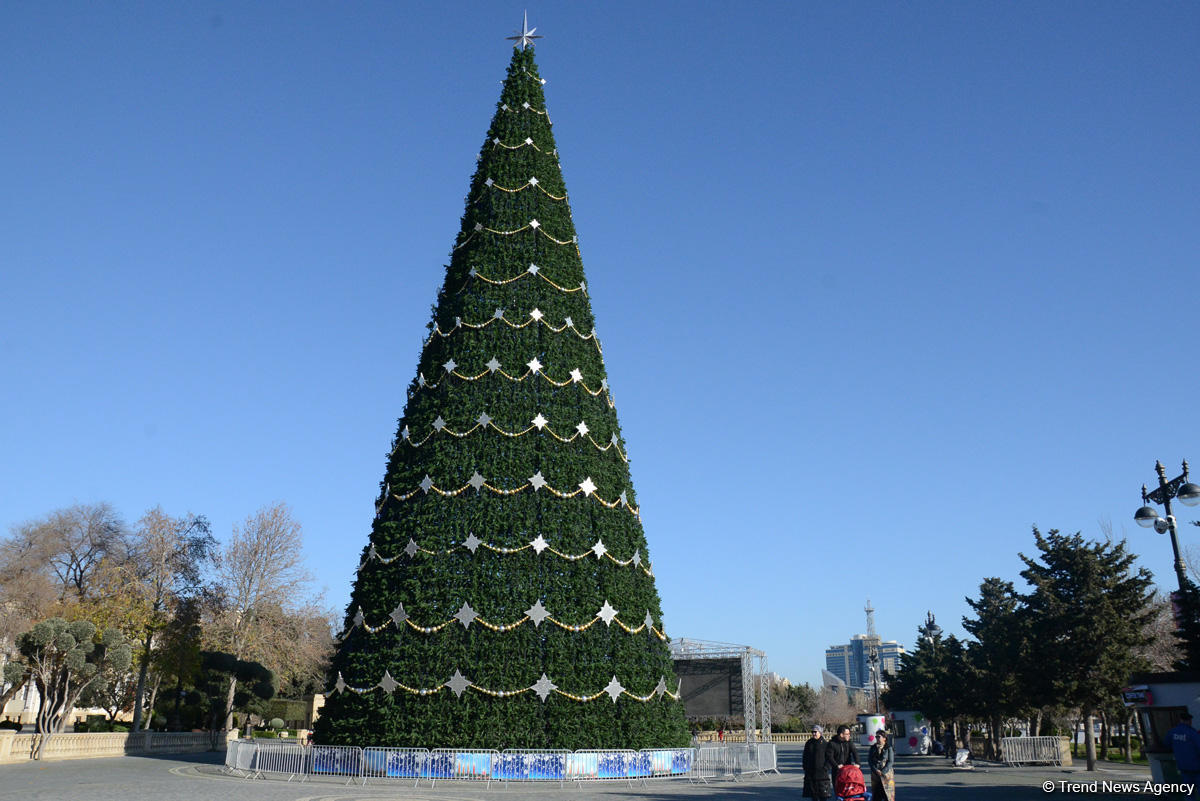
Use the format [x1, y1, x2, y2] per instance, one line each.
[494, 752, 567, 780]
[425, 752, 454, 780]
[455, 751, 492, 778]
[363, 749, 423, 778]
[310, 746, 359, 776]
[267, 744, 698, 782]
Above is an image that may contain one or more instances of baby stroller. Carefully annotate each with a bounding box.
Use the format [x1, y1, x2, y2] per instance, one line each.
[834, 763, 872, 801]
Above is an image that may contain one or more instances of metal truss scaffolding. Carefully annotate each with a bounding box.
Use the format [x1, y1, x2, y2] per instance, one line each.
[669, 638, 771, 742]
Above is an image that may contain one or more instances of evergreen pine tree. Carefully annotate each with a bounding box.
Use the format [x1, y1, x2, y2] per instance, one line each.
[1019, 528, 1154, 770]
[313, 44, 690, 750]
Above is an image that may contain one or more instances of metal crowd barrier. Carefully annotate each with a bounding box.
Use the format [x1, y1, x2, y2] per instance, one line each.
[693, 745, 728, 782]
[1001, 736, 1062, 766]
[252, 740, 306, 781]
[497, 749, 571, 782]
[644, 747, 694, 779]
[221, 742, 766, 786]
[427, 749, 501, 786]
[362, 746, 427, 785]
[756, 742, 779, 774]
[308, 744, 364, 784]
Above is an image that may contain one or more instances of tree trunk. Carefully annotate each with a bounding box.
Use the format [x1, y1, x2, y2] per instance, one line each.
[131, 628, 153, 731]
[169, 673, 184, 731]
[143, 673, 161, 730]
[993, 716, 1004, 762]
[1125, 711, 1134, 763]
[0, 669, 29, 712]
[223, 675, 239, 730]
[1084, 711, 1097, 771]
[1099, 710, 1109, 761]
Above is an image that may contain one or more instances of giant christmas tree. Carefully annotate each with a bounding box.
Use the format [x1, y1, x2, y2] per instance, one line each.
[314, 35, 690, 751]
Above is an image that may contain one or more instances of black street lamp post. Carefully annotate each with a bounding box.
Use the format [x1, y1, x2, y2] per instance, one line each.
[1134, 460, 1200, 592]
[868, 646, 880, 714]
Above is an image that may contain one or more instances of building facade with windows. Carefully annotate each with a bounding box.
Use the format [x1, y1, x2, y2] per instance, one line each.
[825, 635, 905, 691]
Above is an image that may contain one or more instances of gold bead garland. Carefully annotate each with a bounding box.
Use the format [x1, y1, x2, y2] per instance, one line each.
[412, 363, 612, 404]
[393, 416, 626, 463]
[474, 176, 566, 201]
[457, 264, 586, 294]
[389, 474, 636, 515]
[332, 670, 682, 702]
[358, 536, 654, 577]
[423, 312, 599, 352]
[343, 606, 665, 640]
[452, 220, 578, 253]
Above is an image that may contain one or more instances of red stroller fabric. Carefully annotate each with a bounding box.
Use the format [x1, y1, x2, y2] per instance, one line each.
[834, 763, 866, 798]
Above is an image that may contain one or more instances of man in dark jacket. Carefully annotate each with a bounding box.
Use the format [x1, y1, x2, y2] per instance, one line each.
[803, 724, 833, 800]
[827, 725, 861, 798]
[826, 724, 858, 772]
[1168, 711, 1200, 799]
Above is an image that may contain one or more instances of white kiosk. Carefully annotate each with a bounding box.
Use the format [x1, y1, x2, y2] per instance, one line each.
[889, 710, 932, 755]
[857, 713, 887, 748]
[1126, 671, 1200, 785]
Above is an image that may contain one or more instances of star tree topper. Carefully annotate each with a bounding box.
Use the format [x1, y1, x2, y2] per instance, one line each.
[507, 11, 543, 50]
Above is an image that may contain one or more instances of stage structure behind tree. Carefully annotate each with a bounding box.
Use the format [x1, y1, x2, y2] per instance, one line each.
[669, 638, 771, 739]
[313, 40, 690, 750]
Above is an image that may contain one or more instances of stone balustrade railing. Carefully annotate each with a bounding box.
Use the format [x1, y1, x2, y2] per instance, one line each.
[692, 730, 808, 744]
[0, 729, 225, 763]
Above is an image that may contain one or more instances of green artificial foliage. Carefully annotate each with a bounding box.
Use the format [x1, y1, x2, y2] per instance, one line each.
[314, 46, 689, 750]
[1174, 577, 1200, 670]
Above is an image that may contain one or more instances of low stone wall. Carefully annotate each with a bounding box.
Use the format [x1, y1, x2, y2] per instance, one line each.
[0, 729, 224, 763]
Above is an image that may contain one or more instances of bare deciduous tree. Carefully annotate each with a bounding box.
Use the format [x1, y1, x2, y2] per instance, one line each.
[0, 503, 128, 711]
[811, 686, 861, 730]
[1139, 593, 1184, 671]
[205, 503, 321, 728]
[124, 507, 216, 730]
[36, 504, 128, 602]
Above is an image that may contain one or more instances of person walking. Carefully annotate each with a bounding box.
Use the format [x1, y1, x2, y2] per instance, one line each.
[803, 724, 833, 800]
[869, 729, 896, 801]
[1168, 711, 1200, 800]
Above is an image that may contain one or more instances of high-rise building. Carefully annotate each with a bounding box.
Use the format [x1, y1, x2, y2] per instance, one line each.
[824, 635, 905, 690]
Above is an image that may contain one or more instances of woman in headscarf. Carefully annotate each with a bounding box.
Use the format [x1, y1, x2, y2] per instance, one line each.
[869, 728, 896, 800]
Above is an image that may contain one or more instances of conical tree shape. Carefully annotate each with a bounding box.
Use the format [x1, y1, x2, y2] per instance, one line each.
[314, 46, 690, 750]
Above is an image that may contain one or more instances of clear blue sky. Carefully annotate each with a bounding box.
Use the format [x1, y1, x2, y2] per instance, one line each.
[3, 2, 1198, 689]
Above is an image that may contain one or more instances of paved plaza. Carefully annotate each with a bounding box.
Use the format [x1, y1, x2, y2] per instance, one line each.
[0, 744, 1165, 801]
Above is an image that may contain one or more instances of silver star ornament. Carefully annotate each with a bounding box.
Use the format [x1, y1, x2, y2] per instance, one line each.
[597, 600, 618, 627]
[506, 11, 543, 50]
[531, 673, 557, 702]
[454, 602, 478, 629]
[447, 669, 471, 698]
[525, 599, 550, 627]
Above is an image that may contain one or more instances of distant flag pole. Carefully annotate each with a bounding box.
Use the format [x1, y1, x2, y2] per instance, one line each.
[506, 10, 543, 50]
